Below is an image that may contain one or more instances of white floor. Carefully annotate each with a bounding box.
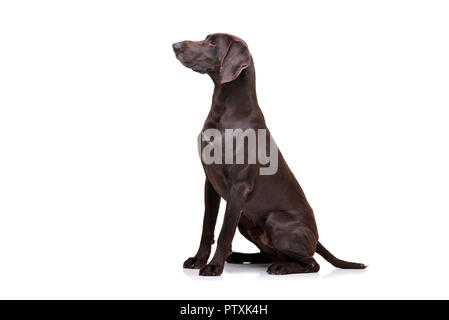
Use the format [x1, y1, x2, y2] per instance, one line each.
[1, 233, 446, 300]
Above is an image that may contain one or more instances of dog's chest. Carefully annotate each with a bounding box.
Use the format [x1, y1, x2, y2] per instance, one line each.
[203, 164, 231, 199]
[199, 116, 231, 199]
[199, 109, 257, 199]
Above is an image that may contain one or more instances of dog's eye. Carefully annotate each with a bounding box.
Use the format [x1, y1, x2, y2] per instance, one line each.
[209, 39, 216, 46]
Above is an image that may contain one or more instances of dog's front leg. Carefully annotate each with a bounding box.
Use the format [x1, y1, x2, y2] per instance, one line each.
[199, 182, 247, 276]
[183, 178, 221, 269]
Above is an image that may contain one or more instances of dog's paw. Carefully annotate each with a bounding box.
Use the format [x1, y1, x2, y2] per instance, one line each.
[267, 263, 292, 275]
[267, 261, 320, 275]
[267, 263, 289, 275]
[183, 256, 208, 269]
[199, 263, 223, 276]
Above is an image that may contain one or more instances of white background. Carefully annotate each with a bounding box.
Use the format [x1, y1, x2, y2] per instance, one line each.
[1, 0, 448, 299]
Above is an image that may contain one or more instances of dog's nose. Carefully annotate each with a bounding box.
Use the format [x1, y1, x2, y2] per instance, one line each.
[172, 42, 183, 53]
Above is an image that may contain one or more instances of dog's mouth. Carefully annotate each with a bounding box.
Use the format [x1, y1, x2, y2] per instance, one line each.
[176, 56, 206, 74]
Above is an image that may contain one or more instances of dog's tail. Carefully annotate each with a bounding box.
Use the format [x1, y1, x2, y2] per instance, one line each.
[316, 241, 367, 269]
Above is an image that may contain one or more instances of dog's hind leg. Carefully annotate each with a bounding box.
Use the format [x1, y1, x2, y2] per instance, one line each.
[264, 211, 320, 275]
[226, 251, 272, 264]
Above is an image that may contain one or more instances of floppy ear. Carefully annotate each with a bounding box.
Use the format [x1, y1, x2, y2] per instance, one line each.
[220, 40, 251, 84]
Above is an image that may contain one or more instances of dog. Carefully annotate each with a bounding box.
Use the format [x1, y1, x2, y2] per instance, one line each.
[173, 33, 366, 276]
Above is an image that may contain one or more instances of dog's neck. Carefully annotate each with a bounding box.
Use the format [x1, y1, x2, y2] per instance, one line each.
[208, 60, 263, 123]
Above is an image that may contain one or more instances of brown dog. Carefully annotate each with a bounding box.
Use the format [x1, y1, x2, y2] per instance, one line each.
[173, 33, 366, 276]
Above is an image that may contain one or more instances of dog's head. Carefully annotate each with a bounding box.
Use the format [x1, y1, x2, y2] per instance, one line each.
[173, 33, 251, 84]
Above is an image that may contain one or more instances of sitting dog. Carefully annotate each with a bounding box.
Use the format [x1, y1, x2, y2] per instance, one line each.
[173, 33, 366, 276]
